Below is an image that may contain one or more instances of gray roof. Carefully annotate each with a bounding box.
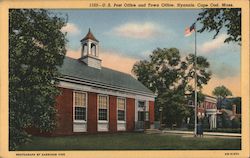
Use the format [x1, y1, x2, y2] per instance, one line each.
[58, 57, 154, 95]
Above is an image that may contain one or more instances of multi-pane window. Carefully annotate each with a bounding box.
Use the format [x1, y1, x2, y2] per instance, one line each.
[74, 92, 87, 121]
[117, 98, 126, 121]
[98, 95, 108, 121]
[138, 101, 145, 108]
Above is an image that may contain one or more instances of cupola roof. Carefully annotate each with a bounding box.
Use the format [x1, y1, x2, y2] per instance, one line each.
[81, 28, 99, 42]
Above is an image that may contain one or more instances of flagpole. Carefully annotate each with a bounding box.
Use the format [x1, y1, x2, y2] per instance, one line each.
[194, 24, 197, 137]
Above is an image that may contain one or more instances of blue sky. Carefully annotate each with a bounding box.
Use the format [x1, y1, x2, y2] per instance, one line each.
[55, 9, 241, 96]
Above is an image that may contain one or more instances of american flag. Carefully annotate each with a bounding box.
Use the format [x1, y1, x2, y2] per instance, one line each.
[185, 23, 196, 37]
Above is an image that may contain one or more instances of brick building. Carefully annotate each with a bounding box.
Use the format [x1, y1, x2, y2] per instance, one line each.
[52, 29, 155, 135]
[187, 95, 218, 129]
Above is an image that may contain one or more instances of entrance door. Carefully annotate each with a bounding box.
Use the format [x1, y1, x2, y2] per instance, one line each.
[135, 101, 149, 130]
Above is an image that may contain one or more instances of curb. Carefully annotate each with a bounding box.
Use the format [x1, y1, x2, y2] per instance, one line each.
[162, 130, 241, 137]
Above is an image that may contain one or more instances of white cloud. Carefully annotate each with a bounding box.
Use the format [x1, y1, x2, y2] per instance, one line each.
[112, 22, 162, 39]
[61, 23, 80, 35]
[199, 34, 227, 53]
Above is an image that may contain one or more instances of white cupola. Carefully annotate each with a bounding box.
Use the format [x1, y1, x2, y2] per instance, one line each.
[80, 28, 102, 69]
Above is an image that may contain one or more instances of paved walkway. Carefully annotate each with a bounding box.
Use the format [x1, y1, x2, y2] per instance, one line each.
[162, 130, 241, 137]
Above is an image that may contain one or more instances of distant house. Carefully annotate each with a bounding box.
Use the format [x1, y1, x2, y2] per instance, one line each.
[219, 97, 241, 120]
[50, 29, 155, 135]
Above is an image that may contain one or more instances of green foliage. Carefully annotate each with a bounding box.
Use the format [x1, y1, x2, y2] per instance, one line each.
[132, 48, 211, 126]
[201, 117, 210, 129]
[231, 118, 241, 129]
[212, 85, 232, 99]
[132, 48, 183, 94]
[9, 9, 67, 150]
[183, 54, 211, 92]
[197, 8, 241, 45]
[221, 112, 232, 128]
[157, 90, 189, 127]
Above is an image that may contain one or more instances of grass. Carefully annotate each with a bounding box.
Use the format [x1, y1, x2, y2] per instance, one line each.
[18, 133, 241, 150]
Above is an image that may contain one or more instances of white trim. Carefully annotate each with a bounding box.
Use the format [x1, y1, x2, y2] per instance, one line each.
[117, 121, 126, 123]
[59, 80, 155, 101]
[73, 91, 88, 132]
[98, 120, 109, 123]
[58, 76, 156, 99]
[74, 120, 86, 123]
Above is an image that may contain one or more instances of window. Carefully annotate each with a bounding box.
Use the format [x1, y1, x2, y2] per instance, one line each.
[117, 98, 126, 121]
[98, 95, 108, 121]
[74, 92, 87, 121]
[138, 101, 145, 108]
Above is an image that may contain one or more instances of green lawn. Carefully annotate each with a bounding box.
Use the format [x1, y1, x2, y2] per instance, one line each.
[18, 133, 241, 150]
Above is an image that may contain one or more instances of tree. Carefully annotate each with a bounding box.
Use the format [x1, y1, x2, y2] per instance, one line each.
[182, 54, 212, 93]
[212, 85, 232, 99]
[9, 9, 67, 150]
[197, 9, 241, 45]
[157, 90, 189, 127]
[212, 85, 232, 109]
[132, 48, 211, 126]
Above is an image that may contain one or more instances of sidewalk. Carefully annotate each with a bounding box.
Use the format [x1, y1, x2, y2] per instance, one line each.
[162, 129, 241, 137]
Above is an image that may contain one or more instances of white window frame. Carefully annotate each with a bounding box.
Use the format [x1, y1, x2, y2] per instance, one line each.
[73, 91, 88, 123]
[136, 100, 149, 121]
[97, 94, 109, 123]
[117, 97, 126, 123]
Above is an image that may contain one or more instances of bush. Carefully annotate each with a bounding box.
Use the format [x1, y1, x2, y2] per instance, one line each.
[231, 118, 241, 129]
[202, 117, 210, 129]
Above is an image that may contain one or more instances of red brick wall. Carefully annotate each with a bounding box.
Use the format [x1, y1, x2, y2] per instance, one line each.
[109, 95, 117, 132]
[149, 101, 155, 124]
[126, 98, 135, 131]
[87, 92, 97, 133]
[51, 88, 155, 135]
[54, 88, 73, 135]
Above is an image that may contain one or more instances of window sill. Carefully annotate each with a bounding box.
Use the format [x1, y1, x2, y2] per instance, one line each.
[74, 120, 87, 123]
[98, 120, 109, 123]
[117, 121, 126, 123]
